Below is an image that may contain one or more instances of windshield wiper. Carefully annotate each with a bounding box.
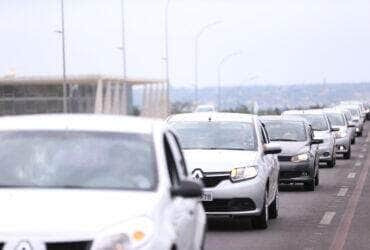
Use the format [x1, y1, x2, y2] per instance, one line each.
[271, 138, 299, 142]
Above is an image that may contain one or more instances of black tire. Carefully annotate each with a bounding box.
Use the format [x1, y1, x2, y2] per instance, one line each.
[268, 191, 279, 219]
[343, 147, 351, 160]
[327, 160, 335, 168]
[315, 172, 319, 186]
[304, 179, 315, 191]
[351, 137, 356, 144]
[252, 191, 269, 229]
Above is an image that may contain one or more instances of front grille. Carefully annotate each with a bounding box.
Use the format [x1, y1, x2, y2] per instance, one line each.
[280, 171, 302, 179]
[202, 174, 230, 188]
[46, 241, 92, 250]
[203, 198, 256, 212]
[278, 155, 292, 162]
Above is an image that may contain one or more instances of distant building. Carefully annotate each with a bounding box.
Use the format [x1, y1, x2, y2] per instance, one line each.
[0, 75, 168, 118]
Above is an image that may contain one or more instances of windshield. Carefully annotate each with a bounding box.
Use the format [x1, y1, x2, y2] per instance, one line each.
[170, 121, 257, 151]
[0, 131, 157, 190]
[296, 114, 329, 131]
[263, 121, 307, 142]
[349, 108, 360, 117]
[326, 113, 345, 126]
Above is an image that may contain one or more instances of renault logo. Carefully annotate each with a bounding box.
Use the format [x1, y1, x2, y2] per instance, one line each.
[15, 241, 33, 250]
[192, 169, 204, 179]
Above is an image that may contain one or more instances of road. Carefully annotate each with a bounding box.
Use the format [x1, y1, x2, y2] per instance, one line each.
[205, 123, 370, 250]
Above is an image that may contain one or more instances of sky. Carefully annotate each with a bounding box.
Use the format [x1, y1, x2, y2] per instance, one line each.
[1, 0, 370, 87]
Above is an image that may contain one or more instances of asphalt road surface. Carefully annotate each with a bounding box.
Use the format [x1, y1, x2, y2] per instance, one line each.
[205, 123, 370, 250]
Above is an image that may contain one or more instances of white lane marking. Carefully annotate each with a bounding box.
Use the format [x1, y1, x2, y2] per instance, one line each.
[362, 148, 367, 152]
[320, 211, 336, 225]
[337, 187, 349, 197]
[359, 154, 365, 159]
[355, 161, 362, 167]
[347, 172, 356, 178]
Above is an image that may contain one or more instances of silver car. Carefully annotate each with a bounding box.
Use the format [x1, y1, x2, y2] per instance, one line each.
[282, 109, 338, 168]
[336, 105, 364, 136]
[323, 109, 354, 159]
[168, 112, 281, 229]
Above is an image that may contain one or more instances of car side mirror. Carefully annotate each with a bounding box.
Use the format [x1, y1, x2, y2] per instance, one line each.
[311, 138, 323, 144]
[331, 127, 339, 132]
[264, 143, 282, 155]
[170, 180, 203, 198]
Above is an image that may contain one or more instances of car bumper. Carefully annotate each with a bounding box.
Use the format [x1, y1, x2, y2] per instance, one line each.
[318, 143, 333, 162]
[202, 176, 265, 217]
[335, 137, 351, 153]
[278, 161, 314, 183]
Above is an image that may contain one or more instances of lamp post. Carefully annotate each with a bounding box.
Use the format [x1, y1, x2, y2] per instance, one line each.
[217, 50, 243, 110]
[164, 0, 171, 115]
[194, 20, 222, 104]
[120, 0, 127, 79]
[55, 0, 68, 113]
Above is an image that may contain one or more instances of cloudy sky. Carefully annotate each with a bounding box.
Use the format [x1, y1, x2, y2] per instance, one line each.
[1, 0, 370, 87]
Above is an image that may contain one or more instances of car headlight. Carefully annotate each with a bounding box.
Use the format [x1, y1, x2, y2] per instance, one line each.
[336, 131, 347, 138]
[291, 153, 309, 163]
[230, 166, 258, 182]
[92, 217, 154, 250]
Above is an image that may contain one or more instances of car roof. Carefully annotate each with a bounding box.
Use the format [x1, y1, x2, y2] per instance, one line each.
[0, 114, 163, 134]
[168, 112, 256, 123]
[259, 115, 309, 123]
[323, 108, 345, 114]
[283, 109, 325, 115]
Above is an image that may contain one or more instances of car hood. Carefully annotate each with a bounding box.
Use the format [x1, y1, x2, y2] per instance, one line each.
[0, 189, 158, 239]
[183, 149, 259, 173]
[313, 130, 331, 139]
[276, 141, 308, 156]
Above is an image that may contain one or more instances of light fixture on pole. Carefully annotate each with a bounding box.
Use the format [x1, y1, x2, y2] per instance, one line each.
[194, 20, 222, 105]
[217, 50, 243, 110]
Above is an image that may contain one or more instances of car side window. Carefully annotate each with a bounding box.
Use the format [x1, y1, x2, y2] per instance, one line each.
[164, 135, 181, 186]
[166, 132, 188, 178]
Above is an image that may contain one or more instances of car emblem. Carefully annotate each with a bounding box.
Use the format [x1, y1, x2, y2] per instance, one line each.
[15, 241, 33, 250]
[192, 169, 204, 179]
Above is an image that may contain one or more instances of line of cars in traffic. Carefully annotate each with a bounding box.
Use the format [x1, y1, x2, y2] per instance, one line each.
[0, 101, 367, 250]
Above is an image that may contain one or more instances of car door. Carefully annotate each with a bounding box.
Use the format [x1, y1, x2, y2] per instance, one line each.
[259, 123, 278, 202]
[164, 132, 196, 250]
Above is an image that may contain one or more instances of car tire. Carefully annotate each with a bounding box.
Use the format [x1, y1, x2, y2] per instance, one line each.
[304, 179, 315, 191]
[327, 160, 335, 168]
[268, 191, 279, 219]
[252, 191, 269, 229]
[351, 137, 356, 144]
[343, 147, 351, 159]
[315, 172, 319, 186]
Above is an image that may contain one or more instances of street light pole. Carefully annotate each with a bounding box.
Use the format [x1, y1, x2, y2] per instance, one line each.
[164, 0, 171, 115]
[194, 20, 222, 105]
[120, 0, 127, 79]
[60, 0, 67, 113]
[217, 50, 243, 110]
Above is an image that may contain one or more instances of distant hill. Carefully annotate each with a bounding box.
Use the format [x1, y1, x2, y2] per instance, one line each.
[166, 82, 370, 109]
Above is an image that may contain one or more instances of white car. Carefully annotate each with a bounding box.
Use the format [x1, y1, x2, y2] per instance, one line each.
[0, 114, 206, 250]
[168, 112, 281, 229]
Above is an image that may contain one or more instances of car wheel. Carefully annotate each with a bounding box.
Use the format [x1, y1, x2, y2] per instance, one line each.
[315, 172, 319, 186]
[351, 137, 356, 144]
[343, 147, 351, 159]
[327, 160, 334, 168]
[268, 191, 279, 219]
[304, 179, 315, 191]
[252, 191, 269, 229]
